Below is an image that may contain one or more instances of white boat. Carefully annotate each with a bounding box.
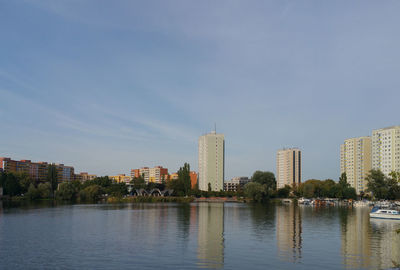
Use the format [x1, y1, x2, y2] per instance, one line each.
[353, 200, 370, 207]
[369, 207, 400, 220]
[298, 198, 311, 205]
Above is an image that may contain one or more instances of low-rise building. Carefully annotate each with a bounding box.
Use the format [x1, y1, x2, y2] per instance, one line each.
[77, 172, 97, 182]
[169, 173, 179, 181]
[110, 174, 131, 184]
[223, 177, 250, 192]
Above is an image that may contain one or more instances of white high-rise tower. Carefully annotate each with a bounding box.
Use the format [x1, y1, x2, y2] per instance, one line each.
[276, 148, 301, 189]
[372, 126, 400, 176]
[198, 131, 225, 191]
[340, 136, 372, 194]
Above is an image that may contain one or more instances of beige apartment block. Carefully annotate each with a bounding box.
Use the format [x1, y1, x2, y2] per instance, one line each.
[340, 137, 371, 194]
[276, 148, 301, 189]
[198, 131, 225, 191]
[372, 126, 400, 176]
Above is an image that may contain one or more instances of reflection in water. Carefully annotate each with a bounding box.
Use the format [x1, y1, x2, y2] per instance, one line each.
[370, 218, 400, 269]
[341, 207, 400, 269]
[340, 207, 371, 269]
[197, 203, 224, 269]
[276, 204, 302, 262]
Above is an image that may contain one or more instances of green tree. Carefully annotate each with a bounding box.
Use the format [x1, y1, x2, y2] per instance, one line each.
[106, 183, 128, 197]
[244, 182, 266, 202]
[343, 187, 357, 199]
[82, 176, 112, 189]
[389, 171, 400, 183]
[26, 184, 40, 200]
[252, 171, 275, 186]
[166, 163, 192, 196]
[38, 182, 52, 199]
[178, 163, 191, 194]
[208, 182, 212, 192]
[147, 182, 157, 191]
[161, 175, 166, 185]
[79, 185, 103, 202]
[4, 173, 21, 196]
[339, 173, 349, 189]
[303, 182, 315, 198]
[277, 185, 291, 198]
[15, 172, 33, 194]
[336, 173, 357, 199]
[57, 182, 79, 201]
[251, 171, 276, 197]
[131, 177, 146, 190]
[366, 169, 388, 199]
[47, 164, 58, 196]
[387, 177, 400, 200]
[321, 179, 337, 198]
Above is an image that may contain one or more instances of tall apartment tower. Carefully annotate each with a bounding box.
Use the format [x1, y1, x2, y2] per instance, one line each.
[276, 148, 301, 189]
[372, 126, 400, 176]
[198, 131, 225, 191]
[340, 137, 372, 194]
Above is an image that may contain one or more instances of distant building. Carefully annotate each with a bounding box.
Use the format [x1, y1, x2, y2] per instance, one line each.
[0, 157, 74, 184]
[223, 177, 250, 192]
[131, 169, 140, 179]
[340, 136, 371, 194]
[190, 171, 198, 189]
[276, 148, 301, 189]
[198, 131, 225, 191]
[110, 174, 131, 184]
[77, 172, 97, 182]
[149, 166, 168, 183]
[169, 173, 179, 181]
[372, 126, 400, 176]
[130, 166, 168, 183]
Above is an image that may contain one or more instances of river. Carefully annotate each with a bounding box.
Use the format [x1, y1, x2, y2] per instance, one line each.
[0, 202, 399, 269]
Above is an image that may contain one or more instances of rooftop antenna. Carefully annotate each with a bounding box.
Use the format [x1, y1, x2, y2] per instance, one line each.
[214, 122, 217, 134]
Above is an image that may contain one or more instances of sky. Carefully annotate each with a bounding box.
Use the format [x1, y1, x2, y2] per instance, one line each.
[1, 1, 400, 181]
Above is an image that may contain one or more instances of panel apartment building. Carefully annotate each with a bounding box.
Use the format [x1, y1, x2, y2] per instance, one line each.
[276, 148, 301, 189]
[198, 131, 225, 191]
[372, 126, 400, 176]
[131, 166, 169, 183]
[340, 137, 372, 194]
[0, 157, 75, 183]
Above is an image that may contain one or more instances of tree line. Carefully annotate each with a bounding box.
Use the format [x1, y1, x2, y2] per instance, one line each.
[2, 163, 399, 202]
[244, 169, 400, 202]
[243, 171, 358, 203]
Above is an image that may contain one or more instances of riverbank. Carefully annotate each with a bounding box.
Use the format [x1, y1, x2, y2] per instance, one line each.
[106, 196, 195, 203]
[194, 196, 244, 202]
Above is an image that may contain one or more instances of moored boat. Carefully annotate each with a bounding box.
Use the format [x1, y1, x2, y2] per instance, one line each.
[298, 198, 311, 205]
[369, 207, 400, 220]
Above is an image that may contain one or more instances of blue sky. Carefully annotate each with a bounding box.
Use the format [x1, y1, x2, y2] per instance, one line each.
[1, 1, 400, 180]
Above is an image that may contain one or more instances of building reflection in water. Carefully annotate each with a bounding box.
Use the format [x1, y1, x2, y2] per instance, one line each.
[276, 204, 302, 262]
[369, 218, 400, 269]
[340, 207, 371, 269]
[341, 207, 400, 269]
[197, 202, 224, 269]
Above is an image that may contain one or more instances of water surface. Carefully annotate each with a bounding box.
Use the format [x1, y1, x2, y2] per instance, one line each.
[0, 202, 399, 269]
